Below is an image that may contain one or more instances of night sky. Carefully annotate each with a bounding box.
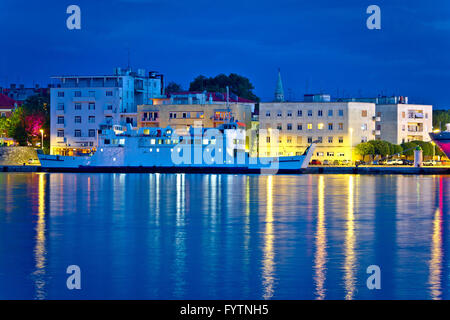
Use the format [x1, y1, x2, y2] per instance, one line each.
[1, 0, 449, 108]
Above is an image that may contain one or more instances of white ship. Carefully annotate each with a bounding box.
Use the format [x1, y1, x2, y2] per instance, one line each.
[38, 122, 316, 174]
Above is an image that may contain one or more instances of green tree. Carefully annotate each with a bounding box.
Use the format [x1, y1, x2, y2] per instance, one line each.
[355, 142, 375, 161]
[433, 110, 450, 131]
[165, 82, 183, 94]
[368, 140, 390, 156]
[189, 73, 259, 102]
[401, 142, 418, 156]
[6, 107, 27, 146]
[393, 144, 403, 155]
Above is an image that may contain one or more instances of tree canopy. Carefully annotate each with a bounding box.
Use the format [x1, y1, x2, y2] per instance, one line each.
[433, 109, 450, 131]
[189, 73, 259, 102]
[165, 82, 183, 94]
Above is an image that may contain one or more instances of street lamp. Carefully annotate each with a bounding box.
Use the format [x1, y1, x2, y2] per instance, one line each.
[40, 129, 44, 150]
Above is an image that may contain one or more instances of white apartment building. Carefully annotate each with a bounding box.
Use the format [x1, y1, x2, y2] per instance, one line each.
[375, 103, 433, 144]
[50, 68, 164, 155]
[259, 101, 376, 162]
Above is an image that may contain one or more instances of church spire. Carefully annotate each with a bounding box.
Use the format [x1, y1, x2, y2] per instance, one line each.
[274, 68, 285, 102]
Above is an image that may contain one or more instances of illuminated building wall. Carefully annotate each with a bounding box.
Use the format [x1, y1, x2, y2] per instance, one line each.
[259, 102, 376, 162]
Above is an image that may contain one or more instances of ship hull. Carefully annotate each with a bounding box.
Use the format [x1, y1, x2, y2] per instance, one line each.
[430, 132, 450, 159]
[38, 152, 313, 174]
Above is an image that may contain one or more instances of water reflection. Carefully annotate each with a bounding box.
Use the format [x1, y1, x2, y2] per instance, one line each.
[428, 176, 444, 300]
[1, 173, 449, 299]
[174, 174, 187, 297]
[344, 176, 356, 300]
[33, 173, 47, 300]
[314, 176, 326, 300]
[262, 175, 274, 300]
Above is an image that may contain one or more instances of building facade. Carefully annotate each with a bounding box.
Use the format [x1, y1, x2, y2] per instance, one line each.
[50, 67, 164, 155]
[339, 96, 433, 144]
[375, 103, 433, 144]
[138, 102, 253, 149]
[258, 101, 376, 162]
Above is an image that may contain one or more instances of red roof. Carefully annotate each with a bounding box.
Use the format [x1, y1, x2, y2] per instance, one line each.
[0, 93, 17, 108]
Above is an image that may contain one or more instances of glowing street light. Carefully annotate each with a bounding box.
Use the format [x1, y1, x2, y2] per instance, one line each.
[40, 129, 44, 150]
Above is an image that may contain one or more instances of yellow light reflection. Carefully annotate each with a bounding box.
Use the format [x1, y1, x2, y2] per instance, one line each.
[314, 175, 326, 300]
[262, 175, 274, 300]
[33, 173, 47, 300]
[344, 175, 356, 300]
[428, 208, 443, 300]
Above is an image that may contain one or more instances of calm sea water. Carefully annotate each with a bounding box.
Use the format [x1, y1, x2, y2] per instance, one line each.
[0, 173, 449, 300]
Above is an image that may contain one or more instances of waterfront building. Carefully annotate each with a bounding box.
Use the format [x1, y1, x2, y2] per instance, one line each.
[50, 67, 165, 155]
[339, 96, 433, 144]
[259, 98, 376, 162]
[137, 94, 254, 150]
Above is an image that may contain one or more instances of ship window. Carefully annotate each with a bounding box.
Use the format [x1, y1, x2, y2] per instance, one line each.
[150, 139, 155, 144]
[104, 139, 110, 144]
[156, 148, 160, 152]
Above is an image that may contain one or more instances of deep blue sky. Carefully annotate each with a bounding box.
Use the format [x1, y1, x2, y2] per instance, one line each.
[1, 0, 449, 108]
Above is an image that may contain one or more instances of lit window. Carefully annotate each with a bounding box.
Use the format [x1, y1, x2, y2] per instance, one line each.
[317, 123, 324, 130]
[307, 123, 313, 130]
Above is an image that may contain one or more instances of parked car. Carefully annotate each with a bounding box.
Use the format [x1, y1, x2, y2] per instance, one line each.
[310, 160, 322, 165]
[401, 159, 413, 166]
[322, 160, 330, 165]
[423, 160, 437, 166]
[386, 159, 403, 165]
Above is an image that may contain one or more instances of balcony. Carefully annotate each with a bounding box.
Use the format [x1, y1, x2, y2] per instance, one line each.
[141, 117, 159, 123]
[407, 127, 423, 133]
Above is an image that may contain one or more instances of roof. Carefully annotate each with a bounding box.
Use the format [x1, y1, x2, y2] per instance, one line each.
[169, 91, 255, 103]
[0, 93, 17, 108]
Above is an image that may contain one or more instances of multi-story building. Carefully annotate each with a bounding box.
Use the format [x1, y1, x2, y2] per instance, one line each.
[259, 98, 376, 162]
[138, 103, 252, 129]
[137, 95, 253, 150]
[375, 103, 433, 144]
[339, 96, 433, 144]
[50, 67, 164, 155]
